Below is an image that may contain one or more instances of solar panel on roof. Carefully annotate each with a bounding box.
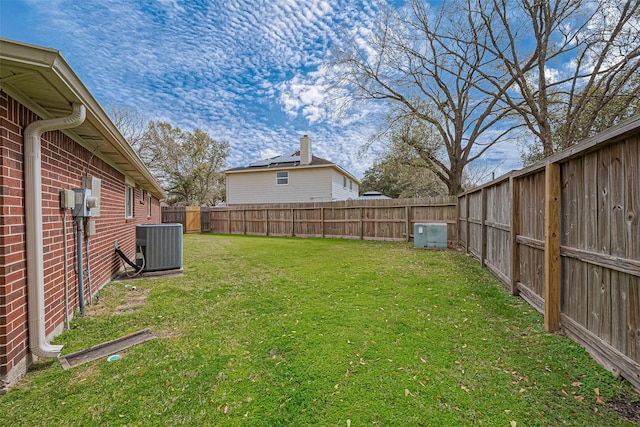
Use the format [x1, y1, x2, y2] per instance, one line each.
[248, 158, 273, 167]
[248, 153, 299, 167]
[275, 155, 300, 163]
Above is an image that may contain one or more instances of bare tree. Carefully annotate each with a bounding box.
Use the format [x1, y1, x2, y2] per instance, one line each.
[107, 105, 147, 151]
[334, 0, 520, 195]
[466, 0, 640, 156]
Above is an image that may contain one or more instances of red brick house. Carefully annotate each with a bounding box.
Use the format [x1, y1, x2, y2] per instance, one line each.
[0, 38, 166, 389]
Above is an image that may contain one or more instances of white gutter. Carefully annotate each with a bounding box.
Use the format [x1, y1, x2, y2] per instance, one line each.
[24, 103, 86, 358]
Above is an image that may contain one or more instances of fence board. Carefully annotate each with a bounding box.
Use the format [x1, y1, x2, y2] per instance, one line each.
[459, 195, 468, 248]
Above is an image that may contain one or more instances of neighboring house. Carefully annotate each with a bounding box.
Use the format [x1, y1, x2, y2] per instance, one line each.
[0, 38, 166, 389]
[225, 135, 360, 204]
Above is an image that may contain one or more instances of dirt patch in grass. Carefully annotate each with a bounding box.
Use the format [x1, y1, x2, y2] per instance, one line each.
[83, 285, 150, 318]
[155, 328, 183, 340]
[607, 395, 640, 423]
[113, 288, 150, 315]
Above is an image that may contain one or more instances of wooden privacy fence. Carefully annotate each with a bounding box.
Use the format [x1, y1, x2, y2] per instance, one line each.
[205, 197, 458, 242]
[459, 115, 640, 390]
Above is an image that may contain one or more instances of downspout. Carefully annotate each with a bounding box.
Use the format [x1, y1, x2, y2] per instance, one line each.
[24, 103, 86, 358]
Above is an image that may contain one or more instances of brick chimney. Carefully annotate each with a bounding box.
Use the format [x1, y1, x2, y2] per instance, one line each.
[300, 135, 312, 166]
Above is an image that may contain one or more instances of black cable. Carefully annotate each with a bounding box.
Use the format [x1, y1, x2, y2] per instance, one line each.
[115, 247, 141, 272]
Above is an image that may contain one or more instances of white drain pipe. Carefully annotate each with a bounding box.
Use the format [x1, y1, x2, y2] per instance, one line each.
[24, 103, 86, 358]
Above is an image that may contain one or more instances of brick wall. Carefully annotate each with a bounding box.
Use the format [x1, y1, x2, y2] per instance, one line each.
[0, 91, 161, 385]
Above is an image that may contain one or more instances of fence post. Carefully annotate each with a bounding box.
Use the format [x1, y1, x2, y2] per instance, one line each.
[291, 208, 295, 237]
[405, 205, 410, 242]
[242, 210, 246, 235]
[544, 163, 561, 332]
[465, 195, 470, 253]
[509, 174, 521, 296]
[481, 188, 487, 267]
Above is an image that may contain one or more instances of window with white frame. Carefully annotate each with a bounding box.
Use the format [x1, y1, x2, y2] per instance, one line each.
[343, 176, 347, 188]
[125, 184, 134, 218]
[147, 195, 152, 217]
[139, 188, 145, 202]
[349, 180, 353, 191]
[276, 171, 289, 185]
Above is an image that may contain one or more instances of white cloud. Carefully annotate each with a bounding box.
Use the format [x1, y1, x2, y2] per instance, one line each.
[3, 0, 523, 182]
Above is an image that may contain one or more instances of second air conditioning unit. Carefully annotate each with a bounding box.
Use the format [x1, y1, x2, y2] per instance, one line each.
[414, 223, 448, 249]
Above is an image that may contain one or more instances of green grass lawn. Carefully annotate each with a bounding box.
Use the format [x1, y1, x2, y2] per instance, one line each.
[1, 235, 637, 426]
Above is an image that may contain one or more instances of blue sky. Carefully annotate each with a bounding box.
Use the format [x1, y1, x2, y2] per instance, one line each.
[1, 0, 522, 179]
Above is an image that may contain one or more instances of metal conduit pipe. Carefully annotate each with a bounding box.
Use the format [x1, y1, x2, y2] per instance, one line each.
[86, 233, 92, 305]
[76, 218, 85, 315]
[24, 103, 86, 358]
[62, 209, 70, 330]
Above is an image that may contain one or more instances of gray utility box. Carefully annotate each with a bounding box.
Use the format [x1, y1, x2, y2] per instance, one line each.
[136, 224, 183, 272]
[414, 223, 448, 249]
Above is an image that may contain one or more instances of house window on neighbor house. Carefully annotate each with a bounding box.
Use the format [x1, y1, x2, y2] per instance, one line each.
[277, 171, 289, 185]
[349, 180, 353, 191]
[125, 184, 134, 218]
[147, 195, 152, 217]
[343, 176, 347, 188]
[139, 188, 145, 202]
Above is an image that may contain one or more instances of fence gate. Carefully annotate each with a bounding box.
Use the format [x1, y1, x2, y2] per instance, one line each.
[200, 207, 211, 232]
[185, 206, 201, 233]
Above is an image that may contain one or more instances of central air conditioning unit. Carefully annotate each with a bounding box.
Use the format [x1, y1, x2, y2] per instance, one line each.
[136, 224, 183, 272]
[414, 223, 448, 249]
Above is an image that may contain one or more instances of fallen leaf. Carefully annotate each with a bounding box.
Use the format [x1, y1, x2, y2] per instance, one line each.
[347, 420, 351, 427]
[594, 388, 604, 404]
[571, 381, 582, 387]
[510, 421, 517, 427]
[574, 395, 584, 401]
[334, 384, 339, 389]
[405, 389, 410, 396]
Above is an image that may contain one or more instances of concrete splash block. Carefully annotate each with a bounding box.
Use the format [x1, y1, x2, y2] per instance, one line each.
[58, 328, 157, 370]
